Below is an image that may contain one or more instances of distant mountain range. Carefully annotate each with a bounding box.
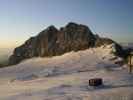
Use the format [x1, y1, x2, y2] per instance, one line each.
[8, 22, 125, 65]
[120, 43, 133, 49]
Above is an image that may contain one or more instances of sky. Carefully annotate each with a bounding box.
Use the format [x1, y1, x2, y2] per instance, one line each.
[0, 0, 133, 48]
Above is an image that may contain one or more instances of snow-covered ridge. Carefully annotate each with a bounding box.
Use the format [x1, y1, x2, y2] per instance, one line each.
[0, 44, 132, 100]
[0, 44, 121, 80]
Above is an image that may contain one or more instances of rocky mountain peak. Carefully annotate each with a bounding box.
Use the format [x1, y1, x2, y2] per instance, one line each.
[46, 25, 58, 32]
[8, 22, 124, 65]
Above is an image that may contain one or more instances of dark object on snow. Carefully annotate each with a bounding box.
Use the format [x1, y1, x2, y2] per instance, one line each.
[128, 51, 133, 74]
[89, 78, 103, 87]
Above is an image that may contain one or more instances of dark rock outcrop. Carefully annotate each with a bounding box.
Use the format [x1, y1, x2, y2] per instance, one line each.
[89, 78, 103, 87]
[8, 22, 124, 65]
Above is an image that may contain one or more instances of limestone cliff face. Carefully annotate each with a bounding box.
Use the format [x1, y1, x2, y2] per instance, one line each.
[9, 22, 124, 65]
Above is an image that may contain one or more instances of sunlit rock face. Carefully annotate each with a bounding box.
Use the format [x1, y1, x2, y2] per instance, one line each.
[8, 22, 124, 65]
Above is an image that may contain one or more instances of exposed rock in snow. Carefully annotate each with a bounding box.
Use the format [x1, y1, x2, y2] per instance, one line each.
[15, 74, 39, 81]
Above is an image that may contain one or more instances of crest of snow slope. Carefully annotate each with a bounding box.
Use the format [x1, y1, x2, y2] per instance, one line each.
[0, 44, 133, 100]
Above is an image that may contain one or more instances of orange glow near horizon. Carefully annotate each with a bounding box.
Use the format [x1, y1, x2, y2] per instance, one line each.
[0, 39, 25, 48]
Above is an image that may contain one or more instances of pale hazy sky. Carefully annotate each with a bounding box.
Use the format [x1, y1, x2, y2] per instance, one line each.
[0, 0, 133, 48]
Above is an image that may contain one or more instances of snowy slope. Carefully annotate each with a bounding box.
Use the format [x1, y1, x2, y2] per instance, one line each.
[0, 44, 133, 100]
